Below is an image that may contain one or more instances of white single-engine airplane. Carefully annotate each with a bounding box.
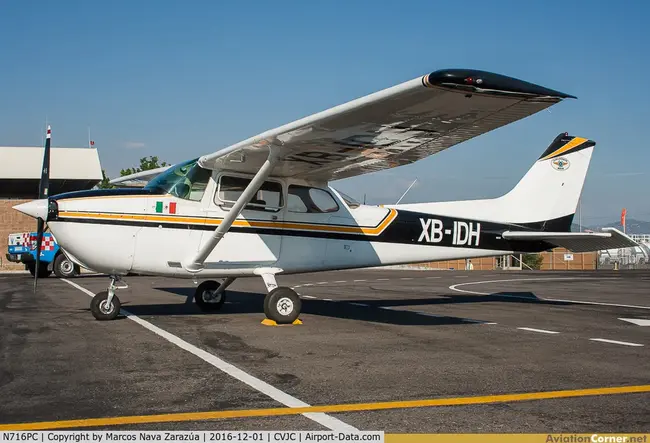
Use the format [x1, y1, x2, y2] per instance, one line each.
[15, 69, 638, 323]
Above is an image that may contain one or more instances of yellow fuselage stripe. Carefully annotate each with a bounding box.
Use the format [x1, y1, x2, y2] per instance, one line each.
[57, 208, 397, 236]
[1, 384, 648, 430]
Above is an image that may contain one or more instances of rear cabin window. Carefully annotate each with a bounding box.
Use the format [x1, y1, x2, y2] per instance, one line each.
[216, 175, 283, 211]
[288, 185, 339, 213]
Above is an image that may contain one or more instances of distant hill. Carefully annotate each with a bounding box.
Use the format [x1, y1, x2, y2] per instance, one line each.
[571, 218, 650, 234]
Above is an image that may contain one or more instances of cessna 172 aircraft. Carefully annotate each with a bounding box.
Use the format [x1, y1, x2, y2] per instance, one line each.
[15, 68, 638, 324]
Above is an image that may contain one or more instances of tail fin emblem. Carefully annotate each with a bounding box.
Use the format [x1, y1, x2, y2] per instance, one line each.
[551, 157, 570, 171]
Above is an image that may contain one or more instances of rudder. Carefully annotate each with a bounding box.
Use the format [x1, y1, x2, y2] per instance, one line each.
[498, 132, 595, 230]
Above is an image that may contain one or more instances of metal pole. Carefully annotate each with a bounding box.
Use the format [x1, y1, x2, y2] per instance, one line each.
[579, 197, 582, 232]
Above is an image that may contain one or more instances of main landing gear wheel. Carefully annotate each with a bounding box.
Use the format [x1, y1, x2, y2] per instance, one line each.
[264, 287, 301, 324]
[194, 280, 227, 311]
[90, 290, 121, 321]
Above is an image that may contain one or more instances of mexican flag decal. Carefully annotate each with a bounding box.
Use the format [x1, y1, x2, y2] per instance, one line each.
[155, 201, 177, 214]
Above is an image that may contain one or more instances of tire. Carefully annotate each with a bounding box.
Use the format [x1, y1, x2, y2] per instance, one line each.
[27, 262, 51, 278]
[53, 253, 77, 278]
[194, 280, 227, 311]
[263, 287, 301, 324]
[90, 290, 121, 321]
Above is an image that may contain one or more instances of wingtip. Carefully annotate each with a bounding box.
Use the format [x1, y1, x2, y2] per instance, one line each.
[424, 69, 576, 99]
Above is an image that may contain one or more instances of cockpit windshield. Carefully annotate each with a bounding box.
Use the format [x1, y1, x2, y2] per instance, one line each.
[332, 188, 360, 208]
[145, 159, 212, 201]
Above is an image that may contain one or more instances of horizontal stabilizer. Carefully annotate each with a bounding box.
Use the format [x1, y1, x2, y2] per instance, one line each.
[502, 228, 639, 252]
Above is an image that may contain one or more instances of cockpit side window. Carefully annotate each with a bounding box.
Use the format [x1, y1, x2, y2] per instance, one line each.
[216, 175, 284, 212]
[288, 185, 339, 213]
[144, 159, 211, 202]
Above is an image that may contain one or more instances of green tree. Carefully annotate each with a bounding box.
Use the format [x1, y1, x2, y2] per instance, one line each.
[97, 169, 112, 189]
[120, 156, 168, 177]
[522, 253, 544, 270]
[96, 156, 168, 189]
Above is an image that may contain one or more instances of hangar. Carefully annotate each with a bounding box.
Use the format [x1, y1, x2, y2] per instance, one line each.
[0, 145, 102, 270]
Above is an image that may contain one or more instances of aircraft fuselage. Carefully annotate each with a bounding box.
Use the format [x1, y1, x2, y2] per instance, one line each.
[43, 183, 553, 278]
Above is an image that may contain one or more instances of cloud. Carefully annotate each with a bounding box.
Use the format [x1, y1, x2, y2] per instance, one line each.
[124, 141, 146, 149]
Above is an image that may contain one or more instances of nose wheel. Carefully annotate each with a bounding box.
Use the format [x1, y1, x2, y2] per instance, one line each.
[90, 275, 127, 321]
[90, 290, 121, 320]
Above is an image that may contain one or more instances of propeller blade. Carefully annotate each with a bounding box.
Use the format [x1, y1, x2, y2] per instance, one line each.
[33, 219, 44, 293]
[39, 125, 51, 200]
[33, 125, 51, 293]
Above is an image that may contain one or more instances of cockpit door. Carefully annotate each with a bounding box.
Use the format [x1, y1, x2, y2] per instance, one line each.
[198, 172, 283, 266]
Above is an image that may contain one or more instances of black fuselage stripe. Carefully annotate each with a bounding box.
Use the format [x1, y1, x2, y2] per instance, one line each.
[50, 216, 553, 253]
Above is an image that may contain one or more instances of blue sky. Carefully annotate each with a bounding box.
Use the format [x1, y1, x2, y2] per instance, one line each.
[1, 0, 648, 225]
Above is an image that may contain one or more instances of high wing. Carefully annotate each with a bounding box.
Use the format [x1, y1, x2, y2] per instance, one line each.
[198, 69, 575, 181]
[109, 165, 172, 187]
[502, 228, 639, 253]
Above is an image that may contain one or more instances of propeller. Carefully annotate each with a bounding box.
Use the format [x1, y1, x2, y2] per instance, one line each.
[33, 125, 51, 293]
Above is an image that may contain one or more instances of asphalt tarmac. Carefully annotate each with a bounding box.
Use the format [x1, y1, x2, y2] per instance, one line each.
[0, 269, 648, 432]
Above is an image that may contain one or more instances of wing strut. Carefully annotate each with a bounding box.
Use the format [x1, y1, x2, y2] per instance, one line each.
[183, 147, 280, 272]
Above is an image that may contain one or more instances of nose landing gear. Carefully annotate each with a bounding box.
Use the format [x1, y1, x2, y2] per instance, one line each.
[90, 275, 127, 321]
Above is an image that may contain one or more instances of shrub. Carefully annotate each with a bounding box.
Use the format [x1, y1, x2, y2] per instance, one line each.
[522, 253, 543, 270]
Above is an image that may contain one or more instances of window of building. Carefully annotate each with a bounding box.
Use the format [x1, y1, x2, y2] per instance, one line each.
[287, 185, 339, 213]
[216, 175, 283, 211]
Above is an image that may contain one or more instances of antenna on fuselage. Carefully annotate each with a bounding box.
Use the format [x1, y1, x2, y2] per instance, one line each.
[395, 178, 418, 205]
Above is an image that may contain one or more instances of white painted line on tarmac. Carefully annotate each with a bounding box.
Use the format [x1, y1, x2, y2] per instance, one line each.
[316, 282, 328, 285]
[333, 280, 347, 284]
[301, 295, 317, 299]
[589, 338, 644, 347]
[323, 298, 333, 301]
[60, 279, 357, 431]
[449, 277, 590, 295]
[544, 299, 650, 310]
[449, 278, 650, 310]
[353, 279, 367, 282]
[400, 277, 413, 280]
[425, 276, 441, 279]
[349, 302, 369, 307]
[619, 318, 650, 327]
[517, 327, 560, 335]
[375, 278, 390, 281]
